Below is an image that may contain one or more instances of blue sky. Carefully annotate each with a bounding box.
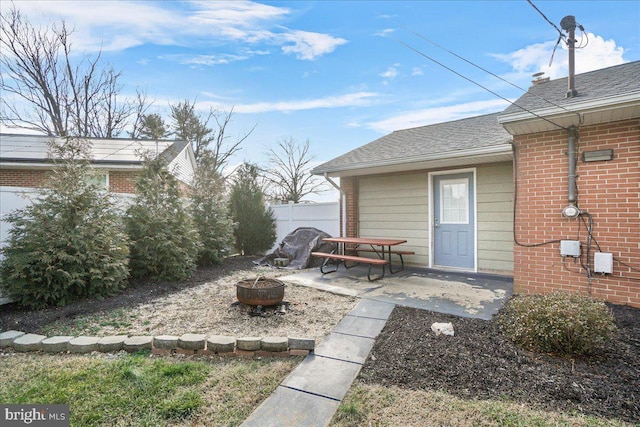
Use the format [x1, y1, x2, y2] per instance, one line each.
[2, 1, 639, 200]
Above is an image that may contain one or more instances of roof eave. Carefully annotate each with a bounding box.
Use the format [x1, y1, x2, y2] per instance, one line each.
[313, 144, 513, 177]
[498, 92, 640, 135]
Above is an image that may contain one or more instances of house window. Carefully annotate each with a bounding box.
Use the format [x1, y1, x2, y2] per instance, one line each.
[85, 171, 109, 189]
[440, 178, 469, 224]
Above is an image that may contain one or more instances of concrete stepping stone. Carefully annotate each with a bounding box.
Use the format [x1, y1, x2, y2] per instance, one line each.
[41, 336, 74, 353]
[261, 337, 288, 352]
[98, 335, 128, 352]
[314, 333, 375, 365]
[236, 337, 261, 351]
[0, 330, 25, 348]
[241, 386, 340, 427]
[332, 315, 387, 339]
[207, 335, 235, 353]
[13, 333, 46, 352]
[178, 333, 206, 350]
[349, 299, 395, 320]
[154, 335, 179, 350]
[123, 336, 153, 352]
[68, 336, 99, 353]
[281, 354, 362, 401]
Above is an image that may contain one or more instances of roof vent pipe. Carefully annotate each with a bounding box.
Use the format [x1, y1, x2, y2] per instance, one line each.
[567, 126, 578, 204]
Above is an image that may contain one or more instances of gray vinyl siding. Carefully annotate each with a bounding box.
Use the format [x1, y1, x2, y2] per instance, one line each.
[476, 162, 514, 273]
[358, 173, 429, 265]
[358, 162, 514, 274]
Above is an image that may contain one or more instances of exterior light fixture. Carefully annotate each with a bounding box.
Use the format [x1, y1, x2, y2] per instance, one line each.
[562, 205, 581, 218]
[582, 149, 613, 162]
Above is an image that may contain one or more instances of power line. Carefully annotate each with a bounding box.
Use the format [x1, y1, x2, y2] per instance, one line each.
[382, 15, 581, 119]
[390, 36, 568, 131]
[526, 0, 564, 36]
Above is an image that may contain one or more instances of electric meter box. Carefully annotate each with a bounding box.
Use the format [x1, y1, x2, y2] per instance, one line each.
[560, 240, 581, 257]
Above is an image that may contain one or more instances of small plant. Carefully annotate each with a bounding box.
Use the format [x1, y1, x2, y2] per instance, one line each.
[498, 292, 616, 356]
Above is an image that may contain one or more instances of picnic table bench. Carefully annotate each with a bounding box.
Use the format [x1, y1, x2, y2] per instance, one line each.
[311, 236, 409, 281]
[310, 251, 389, 281]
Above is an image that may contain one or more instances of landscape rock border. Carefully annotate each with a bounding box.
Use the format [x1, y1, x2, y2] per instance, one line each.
[0, 330, 314, 358]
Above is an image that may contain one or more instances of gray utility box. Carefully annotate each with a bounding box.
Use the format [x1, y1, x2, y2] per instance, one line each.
[594, 252, 613, 274]
[560, 240, 581, 257]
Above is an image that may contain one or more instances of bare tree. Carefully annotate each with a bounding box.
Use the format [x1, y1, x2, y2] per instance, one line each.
[170, 99, 253, 176]
[0, 5, 141, 137]
[264, 137, 324, 203]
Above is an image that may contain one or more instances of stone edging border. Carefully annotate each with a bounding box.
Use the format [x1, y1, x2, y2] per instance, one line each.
[0, 330, 315, 358]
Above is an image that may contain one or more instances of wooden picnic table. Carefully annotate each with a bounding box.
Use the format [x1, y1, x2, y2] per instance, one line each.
[311, 236, 411, 281]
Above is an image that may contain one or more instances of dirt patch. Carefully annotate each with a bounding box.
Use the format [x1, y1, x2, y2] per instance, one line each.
[0, 256, 356, 343]
[357, 304, 640, 424]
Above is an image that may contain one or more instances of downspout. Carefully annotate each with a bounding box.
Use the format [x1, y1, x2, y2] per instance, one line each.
[567, 125, 578, 204]
[323, 173, 346, 237]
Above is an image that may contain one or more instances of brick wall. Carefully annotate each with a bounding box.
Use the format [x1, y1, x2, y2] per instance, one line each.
[108, 170, 138, 194]
[0, 169, 49, 188]
[340, 176, 358, 237]
[0, 168, 140, 194]
[513, 118, 640, 307]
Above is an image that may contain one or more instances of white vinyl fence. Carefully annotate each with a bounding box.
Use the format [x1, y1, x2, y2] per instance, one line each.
[0, 186, 134, 250]
[268, 201, 340, 250]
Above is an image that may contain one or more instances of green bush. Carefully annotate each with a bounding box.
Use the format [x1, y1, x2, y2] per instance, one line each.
[125, 155, 201, 281]
[498, 292, 616, 356]
[228, 163, 276, 255]
[0, 139, 130, 308]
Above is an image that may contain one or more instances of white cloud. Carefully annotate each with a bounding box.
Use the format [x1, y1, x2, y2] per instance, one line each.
[380, 66, 399, 79]
[4, 0, 346, 60]
[492, 33, 627, 81]
[196, 91, 379, 114]
[411, 67, 423, 76]
[159, 53, 249, 66]
[281, 30, 348, 60]
[368, 99, 510, 133]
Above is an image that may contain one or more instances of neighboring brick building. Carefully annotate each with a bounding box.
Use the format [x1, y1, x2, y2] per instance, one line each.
[313, 61, 639, 307]
[1, 134, 197, 247]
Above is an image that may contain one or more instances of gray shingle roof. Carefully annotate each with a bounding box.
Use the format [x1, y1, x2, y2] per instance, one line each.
[501, 61, 640, 115]
[312, 112, 511, 175]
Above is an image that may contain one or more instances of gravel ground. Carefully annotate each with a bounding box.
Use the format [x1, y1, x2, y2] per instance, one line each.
[0, 256, 357, 343]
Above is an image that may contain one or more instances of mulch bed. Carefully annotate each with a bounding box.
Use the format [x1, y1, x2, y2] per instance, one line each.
[357, 303, 640, 423]
[0, 256, 257, 333]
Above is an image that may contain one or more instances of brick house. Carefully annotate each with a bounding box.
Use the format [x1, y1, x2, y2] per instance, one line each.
[1, 134, 197, 246]
[312, 61, 639, 307]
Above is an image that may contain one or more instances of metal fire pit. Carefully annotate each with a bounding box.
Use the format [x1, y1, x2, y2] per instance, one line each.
[236, 277, 285, 306]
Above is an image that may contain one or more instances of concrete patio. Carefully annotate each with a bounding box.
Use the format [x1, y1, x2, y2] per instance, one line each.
[279, 265, 513, 320]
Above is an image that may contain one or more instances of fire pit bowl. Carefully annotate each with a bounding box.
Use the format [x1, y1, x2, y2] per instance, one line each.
[236, 277, 285, 306]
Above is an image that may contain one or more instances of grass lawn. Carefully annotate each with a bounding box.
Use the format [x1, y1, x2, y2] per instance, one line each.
[329, 384, 632, 427]
[0, 352, 299, 427]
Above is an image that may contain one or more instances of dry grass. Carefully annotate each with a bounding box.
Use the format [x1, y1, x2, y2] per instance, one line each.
[330, 384, 633, 427]
[0, 352, 299, 427]
[41, 266, 357, 343]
